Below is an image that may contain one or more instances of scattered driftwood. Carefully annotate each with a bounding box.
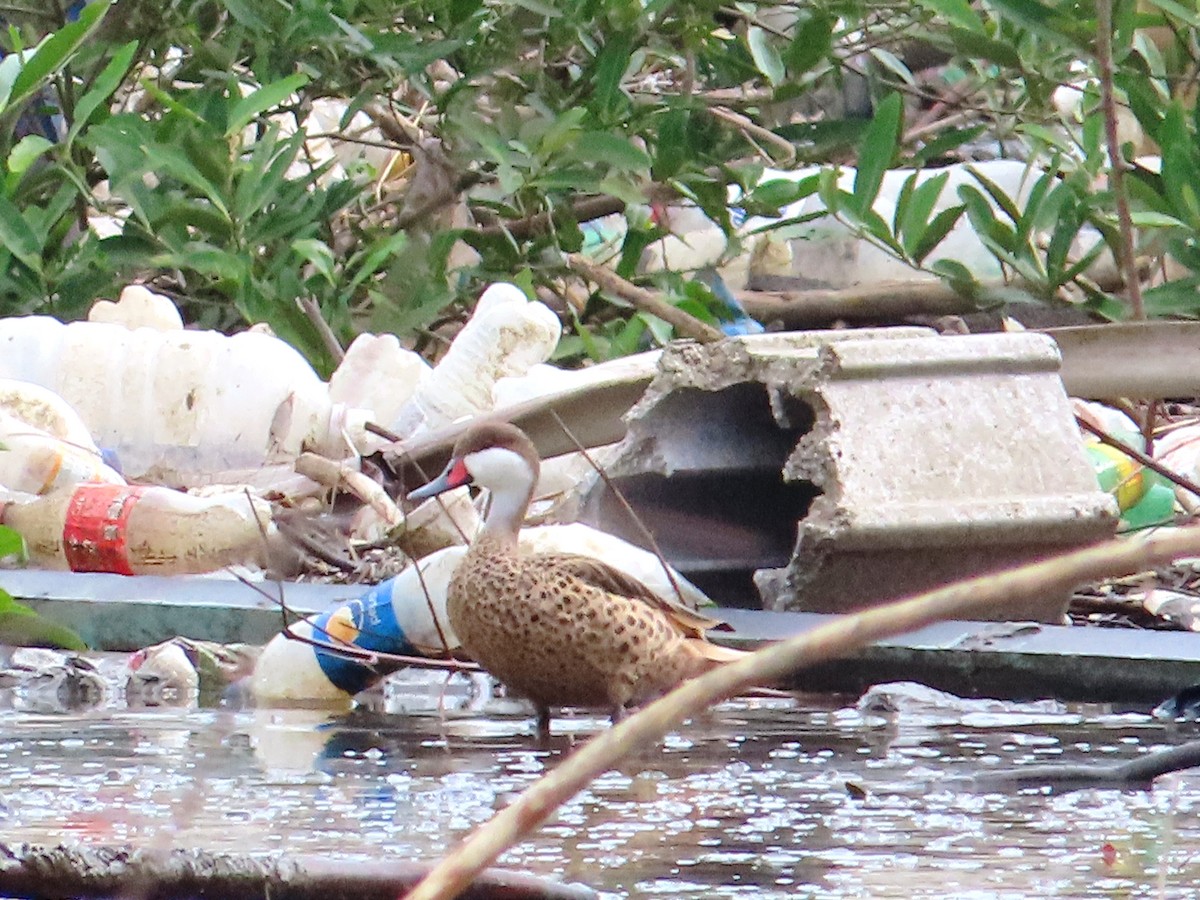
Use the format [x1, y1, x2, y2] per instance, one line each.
[565, 254, 724, 343]
[843, 739, 1200, 799]
[406, 524, 1200, 900]
[963, 739, 1200, 792]
[295, 452, 404, 528]
[0, 844, 594, 900]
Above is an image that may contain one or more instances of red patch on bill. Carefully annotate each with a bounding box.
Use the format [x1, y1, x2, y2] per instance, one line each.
[449, 458, 471, 487]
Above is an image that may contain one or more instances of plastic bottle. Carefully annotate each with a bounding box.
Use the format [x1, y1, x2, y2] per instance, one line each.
[389, 283, 562, 436]
[251, 546, 465, 703]
[0, 378, 102, 449]
[0, 412, 125, 495]
[1087, 436, 1175, 532]
[0, 295, 373, 486]
[0, 483, 278, 575]
[327, 332, 430, 446]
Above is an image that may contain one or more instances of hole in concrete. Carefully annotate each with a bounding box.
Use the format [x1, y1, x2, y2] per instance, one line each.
[582, 383, 818, 608]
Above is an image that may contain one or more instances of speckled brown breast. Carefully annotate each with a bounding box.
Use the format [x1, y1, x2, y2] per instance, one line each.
[446, 535, 702, 711]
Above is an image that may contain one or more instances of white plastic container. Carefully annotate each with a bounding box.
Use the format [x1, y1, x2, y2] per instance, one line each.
[390, 283, 562, 436]
[0, 309, 372, 486]
[327, 332, 430, 446]
[1, 483, 277, 575]
[0, 411, 124, 495]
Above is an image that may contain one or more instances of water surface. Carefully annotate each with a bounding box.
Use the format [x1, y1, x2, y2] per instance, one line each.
[1, 671, 1198, 898]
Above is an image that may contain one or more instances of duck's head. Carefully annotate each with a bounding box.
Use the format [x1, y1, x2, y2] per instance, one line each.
[407, 422, 541, 534]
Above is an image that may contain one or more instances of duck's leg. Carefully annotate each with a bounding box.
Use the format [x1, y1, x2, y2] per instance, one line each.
[609, 705, 627, 726]
[535, 705, 552, 741]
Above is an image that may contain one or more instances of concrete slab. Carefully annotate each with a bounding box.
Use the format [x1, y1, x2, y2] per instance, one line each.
[579, 329, 1117, 621]
[718, 608, 1200, 706]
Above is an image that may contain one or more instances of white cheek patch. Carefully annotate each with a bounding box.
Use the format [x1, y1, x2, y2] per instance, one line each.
[463, 447, 531, 488]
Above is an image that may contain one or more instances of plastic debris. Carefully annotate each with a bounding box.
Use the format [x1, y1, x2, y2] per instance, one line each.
[390, 283, 562, 436]
[1, 484, 279, 576]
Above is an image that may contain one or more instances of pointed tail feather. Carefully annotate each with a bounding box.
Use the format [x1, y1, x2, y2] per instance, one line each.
[686, 639, 750, 666]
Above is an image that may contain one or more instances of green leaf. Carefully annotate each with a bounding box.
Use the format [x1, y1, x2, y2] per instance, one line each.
[153, 243, 248, 280]
[511, 0, 561, 15]
[7, 135, 53, 177]
[916, 0, 985, 31]
[900, 172, 952, 256]
[1143, 278, 1200, 317]
[0, 526, 25, 560]
[747, 175, 819, 211]
[65, 40, 138, 149]
[747, 26, 784, 86]
[293, 238, 337, 284]
[942, 27, 1022, 67]
[911, 204, 966, 264]
[784, 13, 835, 74]
[852, 93, 903, 218]
[6, 0, 110, 114]
[1128, 210, 1185, 228]
[226, 73, 310, 137]
[0, 196, 43, 273]
[0, 53, 23, 113]
[0, 587, 88, 651]
[967, 165, 1023, 224]
[589, 34, 634, 118]
[570, 132, 652, 172]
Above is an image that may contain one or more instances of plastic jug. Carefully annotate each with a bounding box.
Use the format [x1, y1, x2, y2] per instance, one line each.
[389, 283, 562, 436]
[0, 305, 372, 486]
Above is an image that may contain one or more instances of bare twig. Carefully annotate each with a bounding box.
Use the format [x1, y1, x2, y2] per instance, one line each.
[295, 452, 404, 528]
[405, 525, 1200, 900]
[476, 195, 628, 240]
[298, 296, 345, 363]
[737, 258, 1148, 327]
[565, 254, 724, 343]
[707, 105, 797, 167]
[1096, 0, 1145, 319]
[0, 844, 588, 900]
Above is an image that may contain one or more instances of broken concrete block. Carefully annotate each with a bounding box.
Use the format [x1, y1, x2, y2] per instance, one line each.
[578, 329, 1117, 623]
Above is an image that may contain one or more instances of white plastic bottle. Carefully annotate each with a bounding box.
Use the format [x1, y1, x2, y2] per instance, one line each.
[389, 283, 562, 436]
[0, 412, 125, 495]
[0, 296, 373, 486]
[0, 483, 277, 575]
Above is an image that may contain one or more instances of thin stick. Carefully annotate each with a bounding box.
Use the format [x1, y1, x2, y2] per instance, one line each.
[1076, 415, 1200, 500]
[477, 195, 627, 240]
[566, 254, 724, 343]
[404, 524, 1200, 900]
[295, 453, 404, 528]
[1096, 0, 1145, 319]
[707, 105, 797, 167]
[298, 296, 345, 364]
[548, 409, 689, 607]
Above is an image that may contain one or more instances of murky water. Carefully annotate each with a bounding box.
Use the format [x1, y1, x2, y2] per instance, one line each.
[1, 669, 1199, 898]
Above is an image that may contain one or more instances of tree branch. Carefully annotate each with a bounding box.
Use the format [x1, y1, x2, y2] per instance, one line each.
[565, 254, 724, 343]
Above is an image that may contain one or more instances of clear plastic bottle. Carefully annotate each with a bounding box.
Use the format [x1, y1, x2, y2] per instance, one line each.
[0, 483, 277, 575]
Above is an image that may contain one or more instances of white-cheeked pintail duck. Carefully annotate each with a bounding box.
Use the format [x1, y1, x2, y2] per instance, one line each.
[408, 421, 744, 737]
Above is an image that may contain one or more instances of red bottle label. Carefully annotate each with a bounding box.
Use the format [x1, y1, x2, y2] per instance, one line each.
[62, 484, 147, 575]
